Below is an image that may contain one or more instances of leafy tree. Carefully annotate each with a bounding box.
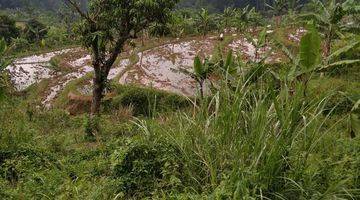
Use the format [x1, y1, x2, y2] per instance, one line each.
[65, 0, 178, 137]
[58, 2, 79, 37]
[23, 18, 48, 43]
[0, 15, 20, 44]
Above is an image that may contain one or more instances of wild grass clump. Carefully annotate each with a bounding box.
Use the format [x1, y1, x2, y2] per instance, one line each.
[124, 69, 360, 198]
[110, 84, 191, 116]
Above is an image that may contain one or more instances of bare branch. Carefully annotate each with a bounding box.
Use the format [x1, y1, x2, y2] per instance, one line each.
[63, 0, 92, 22]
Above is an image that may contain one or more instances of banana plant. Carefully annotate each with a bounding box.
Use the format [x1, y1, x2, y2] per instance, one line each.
[181, 56, 214, 98]
[288, 0, 302, 11]
[266, 0, 288, 16]
[300, 0, 360, 58]
[266, 0, 288, 26]
[221, 7, 237, 31]
[319, 37, 360, 71]
[272, 21, 321, 96]
[195, 8, 214, 36]
[235, 6, 262, 31]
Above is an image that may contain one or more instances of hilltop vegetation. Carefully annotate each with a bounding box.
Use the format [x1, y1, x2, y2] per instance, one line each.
[0, 0, 360, 199]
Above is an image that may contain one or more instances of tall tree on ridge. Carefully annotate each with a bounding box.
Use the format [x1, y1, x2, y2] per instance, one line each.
[64, 0, 178, 138]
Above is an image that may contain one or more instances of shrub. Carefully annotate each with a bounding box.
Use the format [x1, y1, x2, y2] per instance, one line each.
[23, 19, 48, 43]
[111, 141, 188, 198]
[0, 15, 20, 44]
[110, 85, 191, 116]
[10, 37, 30, 52]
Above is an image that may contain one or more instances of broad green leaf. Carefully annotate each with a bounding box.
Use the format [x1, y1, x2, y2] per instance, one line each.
[299, 22, 321, 71]
[193, 56, 203, 76]
[0, 38, 6, 54]
[327, 40, 360, 61]
[320, 59, 360, 71]
[225, 50, 233, 68]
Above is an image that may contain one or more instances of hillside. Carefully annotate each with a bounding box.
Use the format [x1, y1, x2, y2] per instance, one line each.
[0, 0, 359, 199]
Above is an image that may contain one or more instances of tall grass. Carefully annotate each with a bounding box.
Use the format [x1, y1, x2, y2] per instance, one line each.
[130, 68, 360, 199]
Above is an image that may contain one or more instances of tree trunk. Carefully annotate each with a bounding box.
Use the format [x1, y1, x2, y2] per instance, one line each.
[87, 69, 105, 139]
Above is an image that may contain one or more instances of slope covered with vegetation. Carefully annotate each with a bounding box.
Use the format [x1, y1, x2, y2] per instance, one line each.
[0, 0, 359, 199]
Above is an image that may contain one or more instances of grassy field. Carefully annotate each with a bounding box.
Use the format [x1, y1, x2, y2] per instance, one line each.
[1, 52, 359, 199]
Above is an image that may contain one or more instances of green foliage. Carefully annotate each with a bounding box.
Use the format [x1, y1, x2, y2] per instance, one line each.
[300, 0, 359, 57]
[181, 55, 214, 98]
[266, 0, 288, 16]
[195, 8, 216, 35]
[23, 18, 48, 43]
[0, 38, 10, 99]
[112, 140, 188, 198]
[0, 15, 20, 44]
[110, 85, 190, 116]
[299, 21, 321, 71]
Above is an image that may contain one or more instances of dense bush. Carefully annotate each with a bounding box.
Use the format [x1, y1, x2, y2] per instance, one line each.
[110, 85, 191, 116]
[112, 141, 188, 198]
[0, 15, 20, 43]
[23, 18, 48, 43]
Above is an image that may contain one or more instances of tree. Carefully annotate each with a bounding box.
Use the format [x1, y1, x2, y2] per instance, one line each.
[0, 15, 20, 44]
[23, 18, 48, 43]
[65, 0, 178, 137]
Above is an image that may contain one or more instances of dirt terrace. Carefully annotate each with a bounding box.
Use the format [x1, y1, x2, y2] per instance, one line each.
[6, 30, 303, 107]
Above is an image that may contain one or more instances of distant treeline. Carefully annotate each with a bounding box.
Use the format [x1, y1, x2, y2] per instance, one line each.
[0, 0, 87, 11]
[0, 0, 308, 12]
[178, 0, 310, 12]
